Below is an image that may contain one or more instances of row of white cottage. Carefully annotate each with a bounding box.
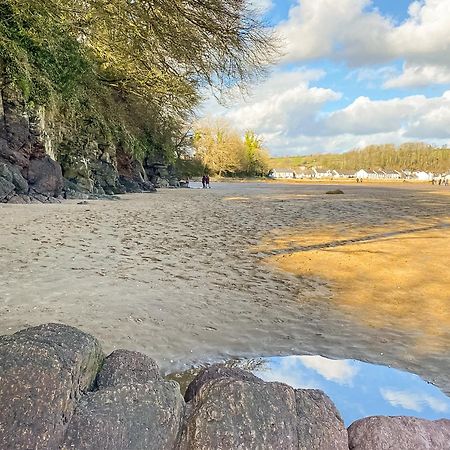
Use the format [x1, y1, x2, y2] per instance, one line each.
[269, 168, 447, 181]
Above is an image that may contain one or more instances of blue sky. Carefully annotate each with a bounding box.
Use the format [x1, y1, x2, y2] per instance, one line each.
[201, 0, 450, 156]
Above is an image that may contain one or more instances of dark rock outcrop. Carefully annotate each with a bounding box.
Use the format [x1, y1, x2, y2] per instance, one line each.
[0, 323, 104, 449]
[28, 156, 64, 197]
[348, 416, 450, 450]
[96, 349, 163, 389]
[0, 81, 159, 202]
[0, 83, 65, 202]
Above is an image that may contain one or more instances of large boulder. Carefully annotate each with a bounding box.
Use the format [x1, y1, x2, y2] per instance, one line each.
[0, 323, 104, 449]
[180, 365, 348, 449]
[348, 416, 450, 450]
[28, 156, 64, 197]
[62, 382, 185, 450]
[96, 349, 162, 389]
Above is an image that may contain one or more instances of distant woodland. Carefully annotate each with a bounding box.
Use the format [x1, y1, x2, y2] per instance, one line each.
[271, 143, 450, 173]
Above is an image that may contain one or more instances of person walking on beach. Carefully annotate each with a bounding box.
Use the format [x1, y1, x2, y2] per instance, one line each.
[202, 175, 206, 188]
[205, 175, 210, 188]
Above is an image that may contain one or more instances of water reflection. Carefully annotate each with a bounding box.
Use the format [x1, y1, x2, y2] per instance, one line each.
[168, 355, 450, 427]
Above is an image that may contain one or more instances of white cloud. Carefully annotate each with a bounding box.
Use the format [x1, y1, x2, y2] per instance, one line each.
[253, 356, 321, 389]
[384, 64, 450, 88]
[201, 68, 450, 155]
[207, 68, 341, 136]
[323, 90, 450, 140]
[381, 388, 450, 413]
[297, 356, 359, 385]
[278, 0, 450, 87]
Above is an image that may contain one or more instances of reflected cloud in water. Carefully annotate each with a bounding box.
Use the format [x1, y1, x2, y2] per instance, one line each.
[249, 355, 450, 426]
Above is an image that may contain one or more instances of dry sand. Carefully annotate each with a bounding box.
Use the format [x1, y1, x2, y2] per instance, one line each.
[0, 182, 449, 393]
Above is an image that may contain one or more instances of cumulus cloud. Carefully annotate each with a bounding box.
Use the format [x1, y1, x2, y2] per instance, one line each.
[201, 63, 450, 154]
[297, 356, 359, 385]
[278, 0, 450, 87]
[384, 63, 450, 88]
[220, 68, 342, 136]
[381, 389, 450, 413]
[324, 90, 450, 140]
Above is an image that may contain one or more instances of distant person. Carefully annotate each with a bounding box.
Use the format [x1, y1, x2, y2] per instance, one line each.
[205, 175, 210, 188]
[202, 175, 206, 188]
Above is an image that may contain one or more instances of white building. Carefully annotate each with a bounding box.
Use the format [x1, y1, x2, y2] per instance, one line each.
[380, 170, 402, 180]
[313, 168, 333, 178]
[414, 171, 434, 181]
[332, 170, 356, 179]
[269, 168, 296, 179]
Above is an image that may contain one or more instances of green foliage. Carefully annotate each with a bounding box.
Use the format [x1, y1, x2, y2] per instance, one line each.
[271, 143, 450, 173]
[0, 0, 276, 167]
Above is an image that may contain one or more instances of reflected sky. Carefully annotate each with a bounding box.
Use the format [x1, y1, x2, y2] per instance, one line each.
[249, 355, 450, 426]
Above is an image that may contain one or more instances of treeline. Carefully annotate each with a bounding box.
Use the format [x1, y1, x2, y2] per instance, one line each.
[177, 119, 270, 178]
[271, 143, 450, 173]
[0, 0, 276, 165]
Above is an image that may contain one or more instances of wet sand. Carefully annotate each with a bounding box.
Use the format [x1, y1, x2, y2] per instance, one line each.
[0, 182, 449, 393]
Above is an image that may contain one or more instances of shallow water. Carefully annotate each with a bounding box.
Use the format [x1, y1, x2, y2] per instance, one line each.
[168, 355, 450, 426]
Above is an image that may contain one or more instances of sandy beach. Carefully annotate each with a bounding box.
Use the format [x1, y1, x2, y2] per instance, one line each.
[0, 182, 449, 393]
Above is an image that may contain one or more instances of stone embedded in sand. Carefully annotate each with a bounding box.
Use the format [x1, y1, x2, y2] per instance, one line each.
[348, 416, 450, 450]
[180, 365, 348, 449]
[0, 323, 104, 449]
[61, 382, 185, 450]
[326, 189, 344, 195]
[96, 349, 163, 388]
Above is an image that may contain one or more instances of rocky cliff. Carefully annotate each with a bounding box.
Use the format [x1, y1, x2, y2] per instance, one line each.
[0, 81, 174, 203]
[1, 323, 449, 450]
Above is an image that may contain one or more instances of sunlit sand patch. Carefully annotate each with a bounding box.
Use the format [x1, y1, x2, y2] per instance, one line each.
[224, 196, 250, 201]
[225, 193, 317, 202]
[264, 219, 450, 354]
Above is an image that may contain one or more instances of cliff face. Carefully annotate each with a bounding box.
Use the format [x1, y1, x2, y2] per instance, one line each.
[0, 83, 62, 202]
[0, 81, 165, 203]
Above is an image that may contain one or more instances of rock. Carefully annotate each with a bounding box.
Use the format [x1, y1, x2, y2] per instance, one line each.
[181, 366, 348, 449]
[28, 156, 64, 197]
[62, 382, 184, 450]
[180, 378, 299, 449]
[295, 389, 348, 450]
[326, 189, 344, 195]
[90, 160, 118, 195]
[0, 176, 15, 201]
[348, 416, 450, 450]
[184, 364, 263, 402]
[0, 323, 104, 449]
[117, 175, 143, 193]
[96, 349, 162, 389]
[0, 162, 28, 193]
